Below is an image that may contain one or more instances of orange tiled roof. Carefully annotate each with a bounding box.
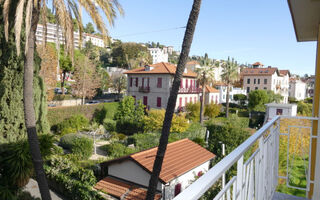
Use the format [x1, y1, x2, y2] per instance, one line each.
[124, 62, 197, 78]
[200, 85, 219, 93]
[95, 177, 161, 200]
[186, 60, 200, 65]
[279, 70, 290, 76]
[102, 139, 215, 183]
[242, 67, 279, 76]
[252, 62, 264, 66]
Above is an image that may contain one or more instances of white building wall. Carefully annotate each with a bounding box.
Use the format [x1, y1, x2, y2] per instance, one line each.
[217, 86, 246, 104]
[148, 48, 169, 64]
[266, 104, 297, 121]
[206, 93, 220, 104]
[289, 80, 306, 101]
[108, 160, 163, 191]
[163, 161, 210, 200]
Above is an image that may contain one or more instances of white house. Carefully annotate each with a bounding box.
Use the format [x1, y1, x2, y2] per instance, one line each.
[242, 66, 290, 103]
[96, 139, 215, 200]
[289, 78, 306, 101]
[265, 103, 297, 122]
[203, 85, 220, 104]
[215, 84, 247, 104]
[148, 48, 169, 64]
[83, 33, 107, 48]
[124, 62, 200, 110]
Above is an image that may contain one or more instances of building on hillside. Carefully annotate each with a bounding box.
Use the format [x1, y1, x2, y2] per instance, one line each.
[83, 33, 108, 48]
[265, 103, 297, 122]
[214, 84, 247, 104]
[252, 62, 264, 68]
[96, 139, 215, 200]
[148, 48, 169, 64]
[186, 60, 200, 71]
[163, 46, 174, 55]
[124, 62, 200, 110]
[305, 75, 315, 98]
[242, 66, 290, 103]
[289, 78, 306, 101]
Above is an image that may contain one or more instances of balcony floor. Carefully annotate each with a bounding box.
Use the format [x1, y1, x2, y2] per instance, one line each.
[272, 192, 309, 200]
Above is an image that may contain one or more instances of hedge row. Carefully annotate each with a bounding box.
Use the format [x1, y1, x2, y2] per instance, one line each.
[47, 102, 119, 127]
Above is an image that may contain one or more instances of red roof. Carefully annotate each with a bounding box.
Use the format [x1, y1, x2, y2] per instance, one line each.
[200, 85, 219, 93]
[124, 62, 197, 78]
[101, 139, 215, 183]
[186, 60, 200, 65]
[252, 62, 264, 66]
[242, 67, 279, 76]
[279, 70, 290, 76]
[95, 177, 161, 200]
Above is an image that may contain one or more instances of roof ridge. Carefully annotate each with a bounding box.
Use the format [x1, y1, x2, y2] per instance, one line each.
[161, 62, 173, 74]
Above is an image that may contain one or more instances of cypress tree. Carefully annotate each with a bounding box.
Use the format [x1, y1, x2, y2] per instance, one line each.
[0, 2, 49, 143]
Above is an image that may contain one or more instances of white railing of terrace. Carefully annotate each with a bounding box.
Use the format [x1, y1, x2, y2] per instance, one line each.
[173, 115, 319, 200]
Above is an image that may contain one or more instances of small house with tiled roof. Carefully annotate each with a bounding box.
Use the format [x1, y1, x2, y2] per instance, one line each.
[200, 85, 220, 104]
[96, 139, 215, 200]
[124, 62, 201, 110]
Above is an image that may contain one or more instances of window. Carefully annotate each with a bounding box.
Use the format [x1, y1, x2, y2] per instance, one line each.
[185, 97, 188, 105]
[247, 78, 250, 84]
[263, 87, 267, 90]
[157, 78, 162, 88]
[264, 79, 267, 84]
[185, 79, 188, 88]
[180, 79, 183, 88]
[258, 79, 260, 84]
[142, 78, 145, 87]
[147, 78, 150, 87]
[194, 97, 197, 102]
[157, 97, 161, 107]
[254, 79, 256, 84]
[230, 95, 233, 100]
[135, 78, 138, 87]
[247, 87, 250, 93]
[276, 109, 283, 115]
[130, 78, 133, 87]
[179, 97, 182, 108]
[255, 87, 258, 90]
[174, 184, 182, 196]
[143, 96, 148, 106]
[223, 95, 225, 99]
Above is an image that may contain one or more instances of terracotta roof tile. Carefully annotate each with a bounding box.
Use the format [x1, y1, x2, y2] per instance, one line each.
[252, 62, 264, 66]
[203, 85, 219, 93]
[186, 60, 200, 65]
[125, 188, 161, 200]
[242, 67, 278, 76]
[124, 62, 197, 78]
[94, 177, 131, 198]
[130, 139, 215, 183]
[279, 70, 290, 76]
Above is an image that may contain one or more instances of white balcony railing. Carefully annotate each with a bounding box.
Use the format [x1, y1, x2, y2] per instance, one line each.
[174, 115, 319, 200]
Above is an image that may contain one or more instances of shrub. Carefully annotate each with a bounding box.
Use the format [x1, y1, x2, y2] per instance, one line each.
[297, 101, 312, 116]
[44, 156, 104, 200]
[143, 109, 189, 133]
[93, 103, 118, 124]
[103, 118, 116, 132]
[101, 143, 138, 158]
[116, 118, 144, 135]
[186, 102, 200, 122]
[192, 137, 206, 147]
[71, 137, 94, 160]
[126, 133, 160, 150]
[204, 103, 221, 118]
[59, 134, 93, 160]
[56, 114, 89, 135]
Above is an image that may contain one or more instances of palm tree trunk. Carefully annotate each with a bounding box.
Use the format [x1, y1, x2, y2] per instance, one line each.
[24, 4, 52, 200]
[146, 0, 202, 199]
[226, 83, 230, 118]
[61, 71, 66, 95]
[200, 82, 205, 124]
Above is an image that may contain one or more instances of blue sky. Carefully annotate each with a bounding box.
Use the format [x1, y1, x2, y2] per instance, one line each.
[82, 0, 317, 76]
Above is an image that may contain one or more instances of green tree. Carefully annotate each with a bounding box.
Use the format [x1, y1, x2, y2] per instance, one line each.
[146, 0, 202, 198]
[234, 94, 247, 106]
[221, 57, 239, 117]
[204, 103, 221, 118]
[111, 74, 127, 99]
[297, 101, 312, 116]
[267, 90, 283, 103]
[59, 48, 73, 95]
[84, 22, 95, 34]
[3, 0, 123, 199]
[196, 53, 216, 124]
[186, 102, 200, 122]
[248, 90, 269, 111]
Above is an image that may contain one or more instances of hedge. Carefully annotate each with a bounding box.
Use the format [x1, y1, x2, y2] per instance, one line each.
[59, 134, 93, 160]
[47, 102, 119, 127]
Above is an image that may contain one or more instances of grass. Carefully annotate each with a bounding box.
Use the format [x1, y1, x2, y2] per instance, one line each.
[47, 102, 119, 127]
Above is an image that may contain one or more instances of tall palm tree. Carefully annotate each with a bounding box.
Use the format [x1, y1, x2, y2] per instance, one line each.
[196, 53, 215, 124]
[2, 1, 123, 199]
[221, 57, 239, 118]
[146, 0, 202, 199]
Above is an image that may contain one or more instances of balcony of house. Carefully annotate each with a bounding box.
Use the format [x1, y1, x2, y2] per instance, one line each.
[178, 87, 201, 94]
[174, 115, 319, 200]
[138, 86, 150, 93]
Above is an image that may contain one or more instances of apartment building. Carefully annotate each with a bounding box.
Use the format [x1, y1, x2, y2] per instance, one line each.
[242, 67, 290, 103]
[148, 48, 169, 64]
[289, 78, 306, 100]
[214, 84, 247, 104]
[36, 23, 109, 48]
[124, 62, 200, 110]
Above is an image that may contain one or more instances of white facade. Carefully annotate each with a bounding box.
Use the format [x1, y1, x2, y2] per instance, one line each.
[83, 34, 106, 48]
[108, 159, 210, 200]
[148, 48, 169, 64]
[215, 85, 247, 104]
[289, 79, 306, 101]
[206, 92, 220, 104]
[265, 103, 297, 122]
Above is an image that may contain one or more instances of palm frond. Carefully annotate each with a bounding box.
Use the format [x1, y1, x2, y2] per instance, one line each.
[3, 0, 11, 41]
[14, 0, 26, 55]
